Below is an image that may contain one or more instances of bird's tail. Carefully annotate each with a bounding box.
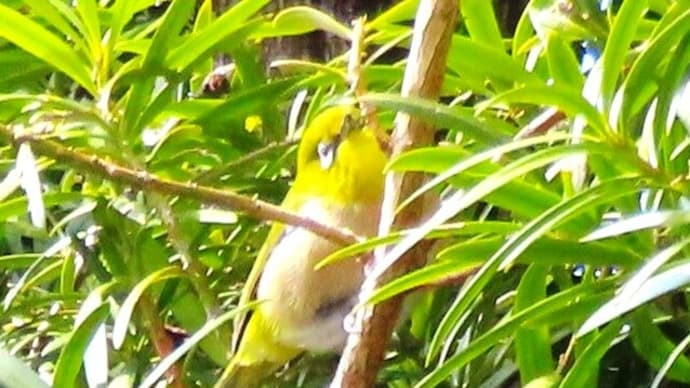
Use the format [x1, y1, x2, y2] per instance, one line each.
[214, 358, 280, 388]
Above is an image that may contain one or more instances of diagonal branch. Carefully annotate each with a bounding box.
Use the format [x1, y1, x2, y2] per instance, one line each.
[330, 1, 458, 387]
[0, 126, 358, 247]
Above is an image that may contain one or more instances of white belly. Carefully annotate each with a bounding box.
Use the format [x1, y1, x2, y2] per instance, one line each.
[256, 199, 378, 352]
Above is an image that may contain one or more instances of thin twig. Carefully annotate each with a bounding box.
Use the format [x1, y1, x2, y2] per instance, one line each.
[331, 1, 458, 387]
[557, 335, 577, 374]
[194, 139, 297, 184]
[152, 195, 223, 315]
[347, 17, 390, 151]
[515, 107, 567, 139]
[0, 126, 359, 246]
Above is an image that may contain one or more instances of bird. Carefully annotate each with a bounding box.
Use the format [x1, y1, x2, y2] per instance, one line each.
[215, 105, 388, 387]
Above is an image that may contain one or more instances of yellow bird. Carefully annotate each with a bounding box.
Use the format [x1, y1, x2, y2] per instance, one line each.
[215, 105, 387, 387]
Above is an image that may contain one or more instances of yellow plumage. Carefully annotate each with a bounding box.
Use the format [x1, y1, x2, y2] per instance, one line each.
[215, 105, 387, 387]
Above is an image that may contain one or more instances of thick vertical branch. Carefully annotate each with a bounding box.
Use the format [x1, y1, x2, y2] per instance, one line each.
[139, 296, 184, 388]
[330, 1, 458, 387]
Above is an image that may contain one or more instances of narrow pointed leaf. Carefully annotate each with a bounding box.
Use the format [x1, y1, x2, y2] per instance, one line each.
[112, 266, 185, 349]
[0, 4, 95, 93]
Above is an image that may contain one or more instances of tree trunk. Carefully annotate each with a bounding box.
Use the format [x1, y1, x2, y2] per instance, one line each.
[214, 0, 528, 63]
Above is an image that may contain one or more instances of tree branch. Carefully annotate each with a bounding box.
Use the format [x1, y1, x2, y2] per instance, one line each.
[0, 126, 358, 246]
[194, 139, 296, 184]
[331, 1, 458, 387]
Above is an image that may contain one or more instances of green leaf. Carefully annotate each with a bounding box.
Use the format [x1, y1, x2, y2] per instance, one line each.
[582, 210, 690, 241]
[367, 0, 420, 29]
[480, 84, 610, 135]
[253, 6, 350, 40]
[0, 348, 49, 388]
[600, 0, 648, 112]
[415, 280, 615, 387]
[448, 35, 542, 90]
[512, 2, 537, 60]
[271, 59, 348, 80]
[318, 221, 519, 269]
[164, 0, 270, 72]
[578, 260, 690, 336]
[630, 309, 690, 383]
[112, 266, 186, 349]
[189, 0, 215, 93]
[461, 0, 503, 48]
[0, 193, 82, 222]
[359, 93, 506, 144]
[652, 332, 690, 387]
[376, 142, 621, 289]
[74, 0, 101, 57]
[545, 32, 583, 88]
[192, 76, 301, 125]
[427, 176, 643, 364]
[515, 264, 554, 384]
[390, 132, 575, 212]
[525, 373, 561, 388]
[53, 304, 110, 388]
[389, 146, 572, 223]
[60, 250, 76, 294]
[561, 322, 623, 388]
[21, 1, 89, 56]
[528, 0, 607, 42]
[438, 237, 641, 268]
[139, 302, 258, 388]
[168, 289, 229, 366]
[621, 7, 690, 129]
[121, 0, 195, 134]
[3, 236, 71, 311]
[368, 259, 481, 305]
[0, 3, 95, 93]
[0, 254, 42, 270]
[141, 0, 195, 69]
[109, 0, 158, 46]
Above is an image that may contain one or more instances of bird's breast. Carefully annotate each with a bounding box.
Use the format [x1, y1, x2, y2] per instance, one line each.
[256, 198, 379, 352]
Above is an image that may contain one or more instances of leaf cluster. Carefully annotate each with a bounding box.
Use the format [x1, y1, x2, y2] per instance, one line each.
[1, 0, 690, 387]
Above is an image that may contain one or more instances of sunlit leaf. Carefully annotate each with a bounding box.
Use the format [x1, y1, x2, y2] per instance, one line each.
[600, 0, 648, 112]
[561, 322, 623, 388]
[415, 280, 615, 387]
[139, 303, 257, 388]
[0, 348, 49, 388]
[427, 177, 642, 364]
[578, 260, 690, 336]
[253, 6, 350, 40]
[0, 3, 95, 93]
[112, 266, 186, 349]
[53, 304, 109, 388]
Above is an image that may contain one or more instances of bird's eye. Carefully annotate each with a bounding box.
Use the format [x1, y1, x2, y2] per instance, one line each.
[314, 112, 361, 170]
[317, 141, 335, 169]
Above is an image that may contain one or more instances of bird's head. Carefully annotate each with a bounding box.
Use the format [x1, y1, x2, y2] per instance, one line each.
[295, 105, 387, 204]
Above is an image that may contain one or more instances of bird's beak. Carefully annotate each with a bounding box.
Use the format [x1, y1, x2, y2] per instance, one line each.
[317, 141, 336, 170]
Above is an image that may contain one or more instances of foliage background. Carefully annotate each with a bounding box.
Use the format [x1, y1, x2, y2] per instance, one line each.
[1, 0, 690, 387]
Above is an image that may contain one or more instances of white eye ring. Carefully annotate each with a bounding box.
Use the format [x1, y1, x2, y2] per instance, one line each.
[317, 141, 336, 169]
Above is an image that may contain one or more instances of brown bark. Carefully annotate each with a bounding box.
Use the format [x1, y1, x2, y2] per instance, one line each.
[212, 1, 527, 63]
[330, 1, 458, 387]
[495, 0, 530, 35]
[213, 0, 396, 62]
[0, 127, 358, 247]
[262, 0, 397, 64]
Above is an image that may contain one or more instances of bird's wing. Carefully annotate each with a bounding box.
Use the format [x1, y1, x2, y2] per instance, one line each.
[231, 190, 305, 353]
